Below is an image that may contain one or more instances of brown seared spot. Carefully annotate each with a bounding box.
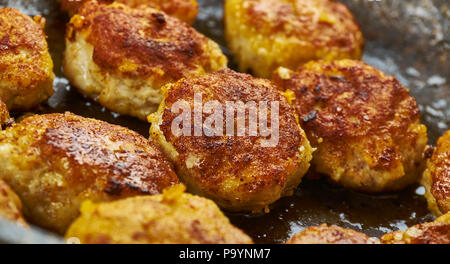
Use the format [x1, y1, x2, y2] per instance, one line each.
[70, 1, 208, 79]
[375, 147, 400, 169]
[23, 112, 179, 196]
[273, 60, 420, 141]
[410, 223, 450, 244]
[430, 131, 450, 209]
[160, 69, 302, 194]
[244, 0, 363, 54]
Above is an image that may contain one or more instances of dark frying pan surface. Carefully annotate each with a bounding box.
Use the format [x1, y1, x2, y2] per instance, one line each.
[0, 0, 448, 243]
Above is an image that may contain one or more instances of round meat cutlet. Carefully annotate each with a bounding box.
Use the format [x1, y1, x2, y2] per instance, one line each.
[286, 224, 378, 244]
[224, 0, 364, 78]
[59, 0, 198, 24]
[0, 8, 54, 110]
[149, 69, 313, 212]
[64, 1, 227, 120]
[0, 112, 179, 234]
[421, 130, 450, 216]
[272, 60, 428, 192]
[65, 185, 253, 244]
[381, 212, 450, 244]
[0, 179, 27, 227]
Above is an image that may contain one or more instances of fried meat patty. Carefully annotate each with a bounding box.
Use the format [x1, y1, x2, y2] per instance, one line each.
[272, 60, 428, 192]
[65, 185, 253, 244]
[64, 1, 227, 120]
[224, 0, 363, 77]
[0, 112, 179, 233]
[421, 130, 450, 216]
[0, 7, 54, 110]
[149, 69, 313, 212]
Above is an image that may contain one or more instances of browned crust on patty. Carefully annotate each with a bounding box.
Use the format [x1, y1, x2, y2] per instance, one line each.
[20, 112, 179, 196]
[243, 0, 363, 57]
[381, 213, 450, 244]
[59, 0, 88, 14]
[0, 112, 179, 233]
[120, 0, 198, 24]
[0, 7, 54, 110]
[286, 224, 378, 244]
[244, 0, 364, 48]
[272, 60, 427, 192]
[157, 69, 308, 209]
[0, 8, 47, 70]
[273, 60, 419, 141]
[67, 1, 214, 80]
[382, 224, 450, 244]
[161, 69, 303, 193]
